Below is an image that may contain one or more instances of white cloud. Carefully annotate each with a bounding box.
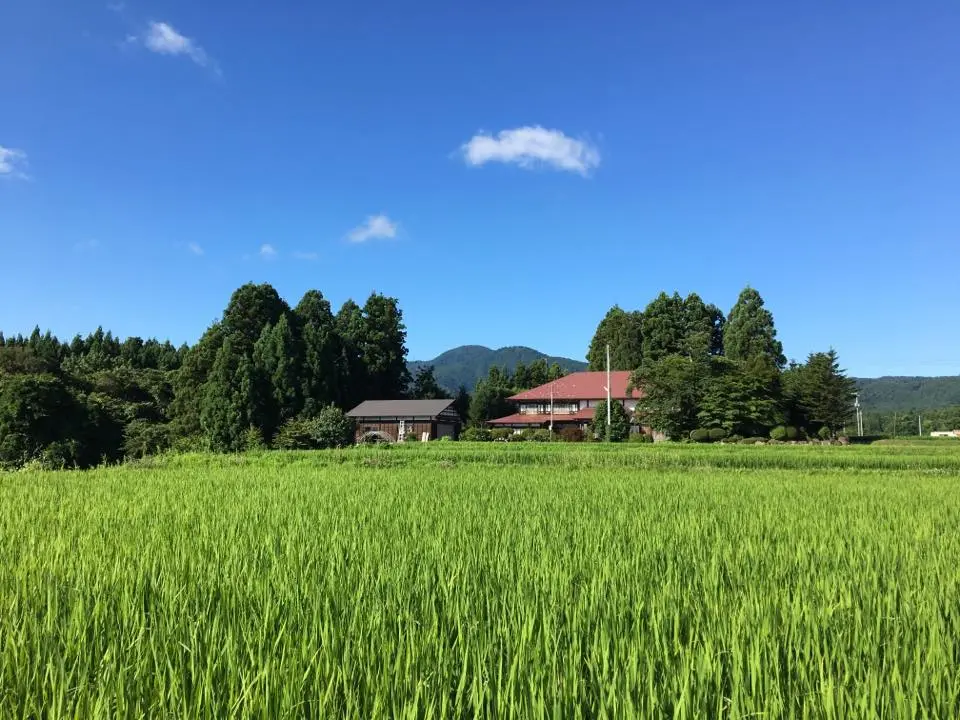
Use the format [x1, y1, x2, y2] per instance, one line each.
[293, 251, 319, 261]
[0, 146, 28, 179]
[187, 242, 204, 256]
[141, 21, 218, 72]
[348, 214, 399, 243]
[259, 243, 277, 259]
[460, 126, 600, 175]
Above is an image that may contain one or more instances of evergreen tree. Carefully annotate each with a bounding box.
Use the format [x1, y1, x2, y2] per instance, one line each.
[724, 287, 785, 368]
[783, 349, 856, 436]
[641, 293, 688, 362]
[591, 399, 632, 442]
[587, 306, 644, 371]
[360, 293, 410, 400]
[512, 362, 532, 391]
[469, 368, 514, 426]
[335, 300, 367, 409]
[252, 314, 303, 439]
[452, 384, 471, 423]
[170, 323, 224, 439]
[221, 283, 289, 354]
[411, 365, 445, 399]
[294, 290, 342, 415]
[527, 359, 549, 388]
[200, 336, 256, 452]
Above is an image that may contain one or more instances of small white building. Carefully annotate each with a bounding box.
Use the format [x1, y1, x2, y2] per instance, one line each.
[930, 430, 960, 439]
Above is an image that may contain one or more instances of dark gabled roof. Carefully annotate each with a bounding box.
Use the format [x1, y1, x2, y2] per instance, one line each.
[347, 399, 457, 419]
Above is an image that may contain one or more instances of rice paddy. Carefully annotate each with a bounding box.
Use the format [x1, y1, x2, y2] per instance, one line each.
[1, 443, 959, 718]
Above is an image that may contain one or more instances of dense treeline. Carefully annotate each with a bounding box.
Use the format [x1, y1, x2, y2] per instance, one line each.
[589, 287, 857, 440]
[862, 406, 960, 436]
[467, 360, 566, 426]
[0, 283, 423, 468]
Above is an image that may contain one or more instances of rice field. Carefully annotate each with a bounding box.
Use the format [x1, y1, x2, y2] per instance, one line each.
[2, 444, 959, 718]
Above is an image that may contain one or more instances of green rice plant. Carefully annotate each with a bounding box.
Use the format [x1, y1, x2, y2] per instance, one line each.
[1, 445, 959, 717]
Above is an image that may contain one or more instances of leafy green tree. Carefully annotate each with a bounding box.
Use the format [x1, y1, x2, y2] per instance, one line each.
[252, 314, 303, 439]
[335, 300, 367, 409]
[411, 365, 445, 400]
[632, 354, 707, 439]
[527, 359, 549, 388]
[0, 374, 82, 468]
[276, 406, 355, 449]
[641, 292, 720, 362]
[587, 306, 644, 371]
[783, 349, 856, 436]
[469, 368, 515, 426]
[548, 362, 565, 382]
[723, 287, 785, 368]
[591, 399, 632, 442]
[294, 291, 342, 415]
[200, 337, 257, 452]
[360, 294, 411, 401]
[682, 294, 725, 357]
[512, 362, 532, 391]
[698, 357, 783, 436]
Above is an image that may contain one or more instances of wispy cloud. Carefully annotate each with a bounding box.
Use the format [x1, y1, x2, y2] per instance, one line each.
[259, 243, 277, 259]
[138, 21, 219, 73]
[293, 251, 319, 261]
[460, 126, 600, 176]
[348, 214, 399, 243]
[187, 242, 204, 256]
[0, 146, 29, 179]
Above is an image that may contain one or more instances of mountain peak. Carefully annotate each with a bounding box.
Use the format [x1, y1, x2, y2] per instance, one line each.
[409, 345, 587, 392]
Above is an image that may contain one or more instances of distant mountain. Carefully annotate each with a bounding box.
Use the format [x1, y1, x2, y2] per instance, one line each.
[855, 376, 960, 413]
[408, 345, 588, 393]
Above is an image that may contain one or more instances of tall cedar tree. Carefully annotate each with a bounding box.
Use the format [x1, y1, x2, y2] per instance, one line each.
[252, 314, 303, 439]
[452, 385, 471, 424]
[359, 294, 411, 401]
[587, 306, 644, 371]
[698, 356, 784, 436]
[469, 367, 515, 426]
[221, 283, 289, 354]
[412, 365, 446, 400]
[641, 292, 722, 362]
[294, 291, 343, 415]
[200, 336, 257, 452]
[170, 323, 224, 439]
[723, 287, 786, 368]
[335, 300, 367, 410]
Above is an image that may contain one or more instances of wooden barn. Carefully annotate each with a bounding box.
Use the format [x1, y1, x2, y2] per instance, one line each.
[346, 399, 462, 443]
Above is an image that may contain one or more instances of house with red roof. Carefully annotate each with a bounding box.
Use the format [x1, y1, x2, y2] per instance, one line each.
[487, 371, 643, 431]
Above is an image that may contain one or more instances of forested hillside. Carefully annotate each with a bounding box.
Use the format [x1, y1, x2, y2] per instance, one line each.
[408, 346, 585, 393]
[855, 376, 960, 412]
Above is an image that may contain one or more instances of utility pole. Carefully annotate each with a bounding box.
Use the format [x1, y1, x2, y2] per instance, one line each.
[549, 384, 554, 438]
[893, 413, 897, 438]
[606, 343, 612, 432]
[919, 415, 923, 437]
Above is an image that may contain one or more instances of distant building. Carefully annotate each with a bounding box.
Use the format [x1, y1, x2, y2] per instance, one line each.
[487, 371, 643, 432]
[347, 399, 462, 443]
[930, 430, 960, 439]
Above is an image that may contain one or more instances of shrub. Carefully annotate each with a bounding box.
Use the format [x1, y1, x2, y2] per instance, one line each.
[770, 426, 788, 442]
[531, 429, 554, 442]
[559, 426, 585, 443]
[41, 440, 80, 470]
[628, 432, 653, 444]
[818, 426, 833, 441]
[690, 428, 712, 443]
[274, 406, 355, 450]
[506, 431, 526, 443]
[739, 437, 767, 445]
[785, 426, 801, 441]
[243, 426, 267, 452]
[591, 400, 632, 442]
[460, 427, 492, 442]
[708, 427, 728, 442]
[725, 434, 743, 444]
[123, 419, 172, 459]
[490, 429, 512, 443]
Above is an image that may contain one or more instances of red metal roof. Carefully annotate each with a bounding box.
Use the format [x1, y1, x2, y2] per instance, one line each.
[488, 407, 597, 426]
[508, 371, 640, 402]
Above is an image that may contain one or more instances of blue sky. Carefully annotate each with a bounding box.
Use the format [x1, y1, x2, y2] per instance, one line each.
[2, 0, 958, 377]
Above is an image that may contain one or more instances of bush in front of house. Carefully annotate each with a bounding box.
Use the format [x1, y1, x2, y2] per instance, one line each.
[275, 405, 355, 450]
[460, 427, 492, 442]
[689, 428, 712, 443]
[559, 426, 585, 442]
[490, 429, 512, 442]
[591, 400, 632, 442]
[530, 429, 554, 442]
[818, 426, 833, 440]
[708, 427, 728, 442]
[628, 432, 653, 444]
